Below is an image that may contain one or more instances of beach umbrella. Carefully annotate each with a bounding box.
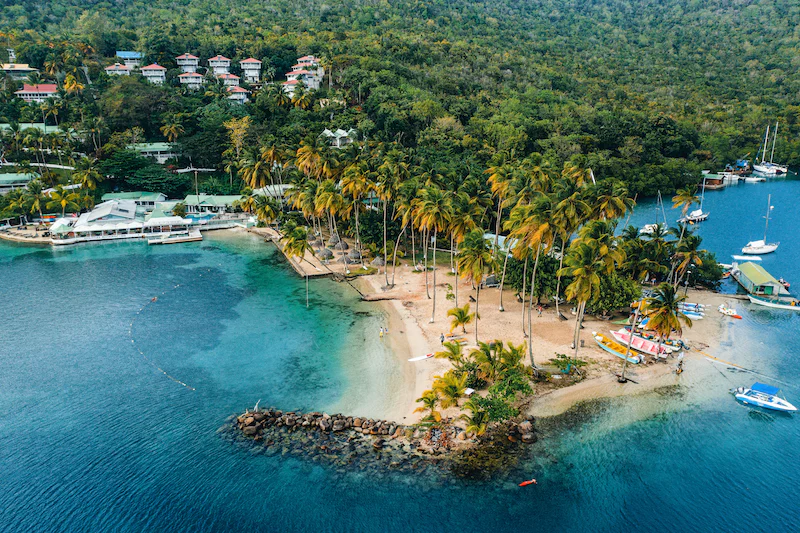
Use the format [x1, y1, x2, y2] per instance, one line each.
[334, 241, 349, 250]
[318, 248, 334, 259]
[339, 255, 354, 264]
[329, 234, 341, 245]
[348, 250, 362, 260]
[371, 256, 385, 267]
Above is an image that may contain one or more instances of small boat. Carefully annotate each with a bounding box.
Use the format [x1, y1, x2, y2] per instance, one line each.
[626, 326, 687, 350]
[733, 383, 796, 412]
[731, 255, 762, 262]
[741, 194, 778, 255]
[639, 223, 667, 235]
[640, 191, 668, 235]
[678, 208, 710, 224]
[519, 479, 537, 487]
[681, 310, 704, 320]
[610, 329, 675, 357]
[744, 176, 766, 183]
[747, 294, 800, 311]
[592, 331, 642, 364]
[148, 229, 203, 245]
[752, 123, 788, 175]
[408, 353, 434, 362]
[718, 304, 742, 319]
[678, 302, 705, 310]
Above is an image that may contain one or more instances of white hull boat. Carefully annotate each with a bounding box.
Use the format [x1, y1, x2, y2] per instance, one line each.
[639, 223, 667, 235]
[744, 176, 767, 183]
[742, 240, 779, 255]
[148, 229, 203, 245]
[752, 163, 787, 175]
[679, 208, 709, 224]
[747, 294, 800, 311]
[733, 383, 796, 412]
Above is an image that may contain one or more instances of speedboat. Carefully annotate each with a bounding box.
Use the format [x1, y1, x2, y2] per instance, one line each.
[744, 176, 766, 183]
[733, 383, 797, 412]
[742, 239, 779, 255]
[747, 294, 800, 311]
[718, 304, 742, 319]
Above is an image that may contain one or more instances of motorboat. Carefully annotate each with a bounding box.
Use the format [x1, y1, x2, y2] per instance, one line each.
[744, 176, 766, 183]
[592, 332, 642, 364]
[147, 229, 203, 245]
[678, 208, 709, 224]
[733, 383, 796, 412]
[747, 294, 800, 311]
[741, 194, 778, 255]
[610, 329, 675, 357]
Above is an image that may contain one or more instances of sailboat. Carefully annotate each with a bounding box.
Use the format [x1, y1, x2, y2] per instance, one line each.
[678, 177, 709, 223]
[753, 123, 788, 175]
[639, 190, 668, 235]
[742, 194, 779, 254]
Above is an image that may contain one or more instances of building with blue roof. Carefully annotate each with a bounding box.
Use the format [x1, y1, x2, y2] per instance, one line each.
[115, 51, 142, 68]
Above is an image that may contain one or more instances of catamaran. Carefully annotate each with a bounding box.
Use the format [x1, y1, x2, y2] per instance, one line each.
[742, 194, 779, 254]
[753, 123, 788, 175]
[733, 382, 797, 412]
[640, 190, 669, 235]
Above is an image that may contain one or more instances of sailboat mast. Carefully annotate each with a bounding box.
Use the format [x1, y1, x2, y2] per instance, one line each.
[699, 176, 706, 211]
[764, 194, 771, 242]
[762, 125, 770, 163]
[659, 190, 667, 225]
[770, 122, 778, 164]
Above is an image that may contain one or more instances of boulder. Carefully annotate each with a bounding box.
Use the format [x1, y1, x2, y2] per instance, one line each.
[332, 419, 346, 432]
[253, 413, 265, 422]
[244, 417, 255, 426]
[521, 433, 537, 444]
[243, 426, 258, 436]
[518, 420, 533, 433]
[373, 439, 384, 450]
[353, 418, 363, 428]
[319, 419, 332, 432]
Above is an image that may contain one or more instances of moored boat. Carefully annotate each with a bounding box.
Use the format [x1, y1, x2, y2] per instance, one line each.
[592, 331, 642, 364]
[147, 229, 203, 245]
[733, 383, 796, 412]
[610, 329, 675, 357]
[747, 294, 800, 311]
[741, 194, 778, 255]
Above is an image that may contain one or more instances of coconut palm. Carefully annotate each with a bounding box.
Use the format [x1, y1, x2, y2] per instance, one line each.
[63, 74, 84, 95]
[644, 283, 693, 352]
[432, 370, 468, 409]
[499, 342, 527, 375]
[470, 341, 503, 384]
[460, 398, 489, 436]
[486, 152, 517, 310]
[447, 303, 475, 334]
[457, 229, 494, 344]
[412, 186, 453, 322]
[673, 234, 706, 287]
[72, 157, 102, 190]
[448, 191, 482, 305]
[281, 225, 316, 308]
[434, 341, 467, 372]
[669, 186, 699, 277]
[587, 179, 634, 220]
[291, 86, 312, 109]
[23, 180, 47, 220]
[376, 148, 410, 285]
[341, 158, 374, 268]
[46, 186, 81, 217]
[414, 390, 442, 423]
[160, 121, 184, 143]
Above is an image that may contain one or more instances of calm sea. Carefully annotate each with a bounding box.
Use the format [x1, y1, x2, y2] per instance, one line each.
[2, 177, 799, 532]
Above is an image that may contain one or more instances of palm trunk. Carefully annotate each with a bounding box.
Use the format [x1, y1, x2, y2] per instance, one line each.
[555, 234, 569, 318]
[390, 222, 408, 286]
[521, 254, 529, 337]
[621, 305, 641, 381]
[423, 228, 430, 298]
[383, 200, 389, 285]
[527, 246, 542, 369]
[450, 234, 455, 273]
[669, 223, 688, 287]
[454, 257, 459, 307]
[354, 200, 364, 268]
[573, 300, 587, 357]
[475, 285, 480, 345]
[411, 226, 416, 265]
[430, 229, 437, 323]
[498, 244, 510, 311]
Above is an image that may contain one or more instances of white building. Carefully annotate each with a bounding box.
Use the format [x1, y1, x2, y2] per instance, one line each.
[140, 64, 167, 84]
[104, 63, 131, 76]
[226, 86, 250, 104]
[14, 83, 59, 103]
[0, 63, 39, 81]
[283, 55, 324, 95]
[321, 128, 357, 149]
[240, 58, 262, 83]
[218, 73, 240, 87]
[178, 72, 204, 90]
[176, 53, 200, 73]
[116, 51, 142, 68]
[208, 55, 231, 75]
[100, 192, 168, 212]
[129, 143, 177, 164]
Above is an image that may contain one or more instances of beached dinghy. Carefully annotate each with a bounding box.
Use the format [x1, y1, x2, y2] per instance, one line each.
[592, 332, 642, 364]
[610, 329, 675, 357]
[718, 304, 742, 319]
[733, 383, 797, 412]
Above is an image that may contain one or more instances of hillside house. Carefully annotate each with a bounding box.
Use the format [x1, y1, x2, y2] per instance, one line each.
[218, 73, 240, 87]
[104, 63, 131, 76]
[226, 86, 249, 104]
[0, 63, 39, 81]
[128, 142, 177, 164]
[14, 83, 59, 103]
[176, 53, 200, 73]
[140, 64, 166, 84]
[178, 72, 204, 90]
[240, 58, 262, 83]
[208, 55, 231, 75]
[115, 51, 142, 68]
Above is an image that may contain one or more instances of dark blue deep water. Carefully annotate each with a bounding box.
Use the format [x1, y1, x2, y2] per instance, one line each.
[2, 177, 800, 532]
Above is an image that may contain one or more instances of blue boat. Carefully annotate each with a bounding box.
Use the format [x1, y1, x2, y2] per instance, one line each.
[733, 383, 797, 412]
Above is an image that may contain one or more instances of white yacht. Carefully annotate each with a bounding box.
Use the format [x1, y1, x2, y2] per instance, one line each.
[741, 194, 779, 255]
[753, 123, 788, 175]
[733, 383, 796, 413]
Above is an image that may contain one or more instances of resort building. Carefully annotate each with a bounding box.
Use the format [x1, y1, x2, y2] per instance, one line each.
[140, 64, 167, 84]
[281, 79, 301, 97]
[116, 51, 142, 68]
[101, 192, 168, 212]
[321, 128, 357, 149]
[283, 55, 324, 95]
[104, 63, 132, 76]
[240, 58, 262, 83]
[183, 194, 241, 214]
[226, 86, 250, 104]
[0, 63, 39, 81]
[208, 55, 231, 75]
[218, 73, 240, 87]
[0, 173, 35, 195]
[176, 53, 200, 73]
[49, 199, 193, 246]
[178, 72, 204, 90]
[14, 83, 59, 103]
[128, 142, 177, 164]
[731, 262, 791, 297]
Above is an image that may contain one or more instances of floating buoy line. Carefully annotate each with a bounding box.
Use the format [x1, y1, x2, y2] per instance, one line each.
[127, 268, 214, 391]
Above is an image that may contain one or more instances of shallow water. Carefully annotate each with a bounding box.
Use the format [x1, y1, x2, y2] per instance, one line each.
[3, 178, 800, 531]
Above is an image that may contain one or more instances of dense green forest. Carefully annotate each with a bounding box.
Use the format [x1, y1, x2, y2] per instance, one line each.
[0, 0, 799, 199]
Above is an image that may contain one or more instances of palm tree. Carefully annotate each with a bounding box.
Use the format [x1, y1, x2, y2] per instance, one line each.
[376, 148, 409, 285]
[673, 234, 705, 288]
[448, 191, 482, 306]
[160, 121, 184, 143]
[457, 230, 494, 344]
[460, 398, 489, 436]
[46, 186, 81, 217]
[559, 240, 618, 356]
[432, 370, 468, 409]
[63, 74, 84, 95]
[281, 225, 316, 308]
[588, 179, 634, 220]
[644, 283, 693, 353]
[434, 341, 467, 372]
[72, 157, 102, 190]
[669, 186, 699, 279]
[291, 86, 312, 109]
[471, 341, 503, 383]
[486, 153, 517, 311]
[341, 158, 373, 269]
[23, 180, 47, 220]
[414, 390, 442, 423]
[315, 179, 348, 273]
[412, 186, 453, 322]
[447, 303, 475, 334]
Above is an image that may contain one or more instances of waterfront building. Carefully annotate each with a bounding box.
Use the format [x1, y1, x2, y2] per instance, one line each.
[115, 51, 142, 68]
[178, 72, 204, 90]
[176, 53, 200, 73]
[226, 86, 249, 104]
[140, 64, 167, 84]
[208, 55, 231, 75]
[104, 63, 132, 76]
[100, 192, 168, 212]
[0, 173, 35, 194]
[0, 63, 39, 80]
[283, 55, 324, 96]
[14, 83, 59, 103]
[240, 58, 262, 83]
[128, 142, 177, 164]
[731, 261, 791, 297]
[183, 194, 241, 214]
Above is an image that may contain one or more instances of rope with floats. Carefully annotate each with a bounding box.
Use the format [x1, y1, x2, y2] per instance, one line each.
[127, 267, 215, 391]
[699, 351, 793, 388]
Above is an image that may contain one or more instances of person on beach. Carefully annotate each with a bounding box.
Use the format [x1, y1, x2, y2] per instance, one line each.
[537, 305, 543, 317]
[379, 327, 384, 339]
[440, 333, 445, 345]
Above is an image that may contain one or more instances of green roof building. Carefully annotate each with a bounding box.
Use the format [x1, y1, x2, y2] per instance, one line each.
[0, 173, 35, 194]
[183, 194, 241, 214]
[733, 262, 790, 297]
[128, 142, 177, 164]
[101, 191, 167, 211]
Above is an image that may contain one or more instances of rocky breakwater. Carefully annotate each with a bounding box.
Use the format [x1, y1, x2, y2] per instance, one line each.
[224, 407, 539, 478]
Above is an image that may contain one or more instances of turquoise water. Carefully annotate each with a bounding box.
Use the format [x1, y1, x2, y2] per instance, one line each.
[3, 178, 800, 531]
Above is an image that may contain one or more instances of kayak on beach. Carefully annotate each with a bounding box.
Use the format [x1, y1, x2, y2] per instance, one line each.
[408, 353, 434, 362]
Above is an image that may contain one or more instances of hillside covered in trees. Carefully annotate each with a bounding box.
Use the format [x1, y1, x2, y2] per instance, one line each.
[1, 0, 799, 197]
